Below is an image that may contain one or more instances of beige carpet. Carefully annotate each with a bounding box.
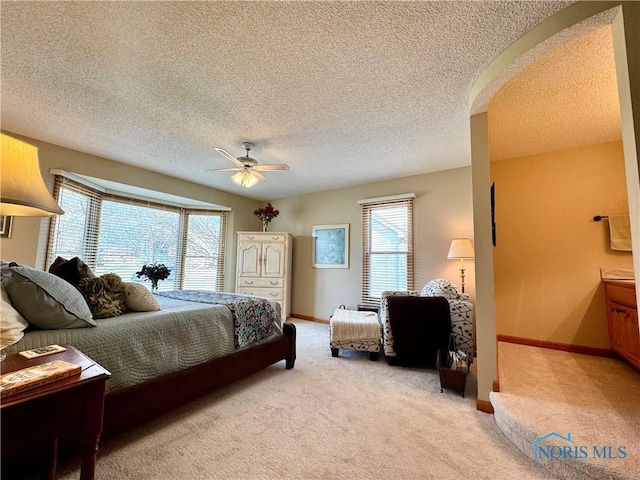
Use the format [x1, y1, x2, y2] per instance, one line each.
[491, 342, 640, 480]
[23, 320, 553, 479]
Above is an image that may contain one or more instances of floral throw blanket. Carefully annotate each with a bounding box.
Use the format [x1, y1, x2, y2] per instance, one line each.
[157, 290, 277, 349]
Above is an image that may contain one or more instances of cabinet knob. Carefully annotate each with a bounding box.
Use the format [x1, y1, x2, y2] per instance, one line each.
[270, 281, 278, 285]
[245, 280, 253, 285]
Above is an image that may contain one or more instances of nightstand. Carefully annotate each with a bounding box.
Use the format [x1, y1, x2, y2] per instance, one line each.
[1, 345, 111, 480]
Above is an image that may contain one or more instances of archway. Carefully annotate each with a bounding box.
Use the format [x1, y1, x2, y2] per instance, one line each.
[469, 1, 640, 411]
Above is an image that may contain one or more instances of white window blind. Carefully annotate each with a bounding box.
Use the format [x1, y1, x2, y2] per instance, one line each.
[180, 212, 228, 291]
[361, 196, 414, 306]
[47, 176, 228, 291]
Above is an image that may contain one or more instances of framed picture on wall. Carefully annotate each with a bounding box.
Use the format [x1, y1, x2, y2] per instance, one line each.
[312, 224, 349, 268]
[0, 216, 13, 238]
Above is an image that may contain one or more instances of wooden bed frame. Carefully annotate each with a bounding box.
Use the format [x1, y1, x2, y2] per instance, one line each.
[102, 322, 296, 437]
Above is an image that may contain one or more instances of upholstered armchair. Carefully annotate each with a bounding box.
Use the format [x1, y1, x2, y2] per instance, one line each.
[380, 290, 420, 360]
[421, 279, 474, 358]
[380, 279, 474, 362]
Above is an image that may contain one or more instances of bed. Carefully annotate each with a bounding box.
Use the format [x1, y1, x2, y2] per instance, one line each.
[2, 280, 296, 437]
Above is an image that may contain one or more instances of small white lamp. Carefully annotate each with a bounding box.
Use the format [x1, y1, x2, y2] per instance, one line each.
[447, 238, 474, 293]
[1, 133, 64, 216]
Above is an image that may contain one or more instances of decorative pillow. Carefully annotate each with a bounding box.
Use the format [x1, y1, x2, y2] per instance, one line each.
[0, 283, 29, 349]
[1, 263, 96, 329]
[421, 279, 469, 301]
[49, 256, 95, 288]
[77, 273, 127, 319]
[124, 282, 161, 312]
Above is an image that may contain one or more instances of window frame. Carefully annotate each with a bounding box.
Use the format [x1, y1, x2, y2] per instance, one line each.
[47, 176, 228, 291]
[360, 194, 415, 307]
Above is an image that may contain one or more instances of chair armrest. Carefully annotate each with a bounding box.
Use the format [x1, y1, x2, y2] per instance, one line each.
[379, 291, 420, 357]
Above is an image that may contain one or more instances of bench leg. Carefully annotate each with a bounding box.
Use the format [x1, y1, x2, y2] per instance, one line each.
[331, 348, 339, 357]
[369, 352, 379, 361]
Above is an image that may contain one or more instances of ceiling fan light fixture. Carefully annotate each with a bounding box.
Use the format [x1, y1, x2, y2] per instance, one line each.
[211, 142, 287, 187]
[231, 170, 260, 188]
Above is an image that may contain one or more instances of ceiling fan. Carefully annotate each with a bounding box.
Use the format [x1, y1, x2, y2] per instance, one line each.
[208, 142, 289, 188]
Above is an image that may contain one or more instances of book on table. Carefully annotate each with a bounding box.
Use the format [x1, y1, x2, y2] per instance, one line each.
[19, 344, 67, 359]
[0, 360, 82, 398]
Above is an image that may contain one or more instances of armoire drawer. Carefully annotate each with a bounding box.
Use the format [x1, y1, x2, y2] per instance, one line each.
[237, 277, 284, 288]
[239, 233, 286, 243]
[237, 287, 284, 301]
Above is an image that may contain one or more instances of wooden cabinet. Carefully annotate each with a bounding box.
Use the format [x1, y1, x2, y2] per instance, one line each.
[236, 232, 292, 322]
[604, 280, 639, 370]
[1, 346, 111, 480]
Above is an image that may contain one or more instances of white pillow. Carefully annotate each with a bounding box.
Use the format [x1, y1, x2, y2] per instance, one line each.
[1, 283, 29, 349]
[124, 282, 161, 312]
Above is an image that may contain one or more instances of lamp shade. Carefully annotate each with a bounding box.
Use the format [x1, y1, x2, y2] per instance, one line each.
[447, 238, 475, 259]
[1, 133, 64, 216]
[231, 170, 260, 188]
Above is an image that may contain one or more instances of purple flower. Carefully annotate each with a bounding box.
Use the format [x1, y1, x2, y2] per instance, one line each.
[136, 263, 171, 282]
[253, 203, 280, 222]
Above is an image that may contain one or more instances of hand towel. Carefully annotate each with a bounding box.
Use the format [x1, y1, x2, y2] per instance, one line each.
[608, 214, 632, 251]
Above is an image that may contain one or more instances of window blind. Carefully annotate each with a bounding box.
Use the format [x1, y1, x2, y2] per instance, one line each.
[47, 176, 228, 291]
[361, 196, 414, 306]
[180, 211, 228, 291]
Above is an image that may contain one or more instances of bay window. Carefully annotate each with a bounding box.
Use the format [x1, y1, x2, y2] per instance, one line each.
[47, 176, 228, 291]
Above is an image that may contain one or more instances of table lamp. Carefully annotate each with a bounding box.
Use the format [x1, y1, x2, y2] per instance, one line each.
[1, 133, 64, 216]
[447, 238, 474, 293]
[1, 132, 64, 360]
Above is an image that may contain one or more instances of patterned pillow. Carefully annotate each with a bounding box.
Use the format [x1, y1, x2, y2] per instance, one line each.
[1, 263, 96, 329]
[124, 282, 161, 312]
[421, 279, 468, 300]
[77, 273, 127, 319]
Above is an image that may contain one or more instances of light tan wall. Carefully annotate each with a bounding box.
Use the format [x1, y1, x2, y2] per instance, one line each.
[0, 133, 262, 290]
[470, 112, 497, 409]
[0, 216, 42, 267]
[492, 141, 633, 349]
[270, 167, 474, 321]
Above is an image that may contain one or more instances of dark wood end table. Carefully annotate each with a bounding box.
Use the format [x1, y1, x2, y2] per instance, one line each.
[1, 345, 111, 480]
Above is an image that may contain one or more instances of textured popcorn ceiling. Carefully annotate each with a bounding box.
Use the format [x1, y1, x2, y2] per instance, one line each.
[489, 25, 620, 161]
[1, 0, 616, 201]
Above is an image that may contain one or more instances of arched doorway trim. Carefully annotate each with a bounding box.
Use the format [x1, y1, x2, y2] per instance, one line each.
[468, 1, 639, 410]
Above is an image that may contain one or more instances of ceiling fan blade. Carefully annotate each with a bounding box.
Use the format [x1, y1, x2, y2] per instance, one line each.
[214, 147, 245, 167]
[253, 164, 289, 171]
[252, 171, 268, 182]
[206, 167, 242, 172]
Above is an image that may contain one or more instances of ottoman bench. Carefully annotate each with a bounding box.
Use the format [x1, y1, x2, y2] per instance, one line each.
[330, 308, 382, 360]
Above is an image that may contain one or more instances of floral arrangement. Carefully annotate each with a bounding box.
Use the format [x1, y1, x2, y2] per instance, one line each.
[136, 263, 171, 290]
[253, 202, 279, 231]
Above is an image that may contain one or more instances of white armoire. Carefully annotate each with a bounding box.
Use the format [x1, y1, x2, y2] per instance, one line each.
[235, 232, 292, 322]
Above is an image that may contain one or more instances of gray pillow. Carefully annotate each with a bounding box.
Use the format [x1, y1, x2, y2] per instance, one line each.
[0, 264, 96, 329]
